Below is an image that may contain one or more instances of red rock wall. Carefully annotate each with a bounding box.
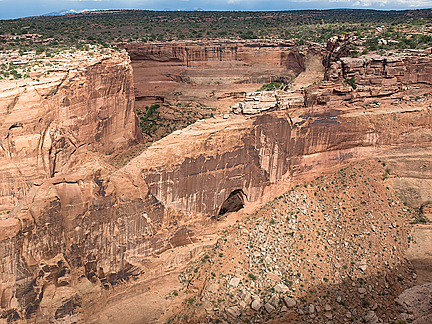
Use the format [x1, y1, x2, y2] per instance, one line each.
[303, 53, 432, 109]
[0, 48, 431, 322]
[141, 105, 432, 217]
[123, 41, 303, 67]
[328, 55, 432, 85]
[0, 102, 431, 322]
[122, 41, 307, 107]
[0, 54, 142, 214]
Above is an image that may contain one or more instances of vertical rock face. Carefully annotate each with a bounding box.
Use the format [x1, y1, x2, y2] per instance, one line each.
[0, 166, 167, 322]
[326, 54, 432, 86]
[0, 52, 142, 213]
[139, 104, 431, 217]
[123, 40, 304, 68]
[0, 51, 155, 322]
[121, 40, 309, 109]
[304, 53, 432, 112]
[0, 44, 431, 322]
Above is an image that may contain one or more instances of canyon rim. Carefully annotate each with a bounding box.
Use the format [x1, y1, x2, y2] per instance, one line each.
[0, 10, 432, 324]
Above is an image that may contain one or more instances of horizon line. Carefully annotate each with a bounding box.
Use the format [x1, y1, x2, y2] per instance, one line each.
[2, 7, 432, 21]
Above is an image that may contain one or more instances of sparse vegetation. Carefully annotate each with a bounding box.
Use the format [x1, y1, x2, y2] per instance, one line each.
[346, 76, 357, 90]
[138, 104, 160, 137]
[1, 9, 431, 323]
[172, 159, 416, 323]
[258, 82, 284, 92]
[2, 9, 432, 54]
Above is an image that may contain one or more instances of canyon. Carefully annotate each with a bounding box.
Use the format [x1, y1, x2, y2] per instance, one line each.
[0, 38, 431, 323]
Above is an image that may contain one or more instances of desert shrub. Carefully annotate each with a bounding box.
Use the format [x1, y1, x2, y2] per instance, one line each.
[139, 104, 160, 136]
[259, 82, 283, 91]
[346, 76, 357, 89]
[365, 37, 379, 51]
[248, 273, 257, 280]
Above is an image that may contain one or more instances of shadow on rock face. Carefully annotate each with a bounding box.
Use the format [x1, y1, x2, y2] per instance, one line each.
[218, 189, 246, 218]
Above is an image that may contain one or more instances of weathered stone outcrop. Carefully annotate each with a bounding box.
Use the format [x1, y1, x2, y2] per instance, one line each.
[0, 43, 432, 322]
[2, 96, 431, 321]
[232, 91, 305, 114]
[121, 40, 313, 110]
[123, 40, 302, 67]
[322, 33, 358, 70]
[327, 53, 432, 85]
[232, 51, 432, 117]
[140, 102, 432, 216]
[305, 52, 432, 109]
[0, 51, 142, 214]
[396, 283, 432, 323]
[0, 51, 147, 321]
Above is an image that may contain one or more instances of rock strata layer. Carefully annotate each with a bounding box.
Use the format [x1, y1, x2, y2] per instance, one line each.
[0, 50, 141, 214]
[121, 40, 319, 112]
[0, 45, 431, 322]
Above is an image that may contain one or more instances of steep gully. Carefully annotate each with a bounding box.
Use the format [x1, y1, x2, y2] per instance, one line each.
[0, 40, 431, 322]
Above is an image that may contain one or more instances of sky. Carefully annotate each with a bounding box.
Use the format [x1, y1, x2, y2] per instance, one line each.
[1, 0, 432, 20]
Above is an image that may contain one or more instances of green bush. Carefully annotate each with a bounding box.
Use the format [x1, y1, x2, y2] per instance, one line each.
[259, 82, 283, 91]
[346, 76, 357, 89]
[139, 104, 160, 136]
[350, 49, 359, 58]
[397, 37, 417, 49]
[365, 37, 379, 51]
[412, 216, 429, 224]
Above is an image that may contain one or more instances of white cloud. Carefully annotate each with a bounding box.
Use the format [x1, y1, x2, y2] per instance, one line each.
[287, 0, 432, 6]
[350, 0, 432, 7]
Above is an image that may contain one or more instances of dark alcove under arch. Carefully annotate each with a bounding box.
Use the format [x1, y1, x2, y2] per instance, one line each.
[218, 189, 246, 218]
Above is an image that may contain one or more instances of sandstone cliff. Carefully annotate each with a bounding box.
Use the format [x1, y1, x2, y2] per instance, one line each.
[312, 42, 432, 108]
[233, 50, 432, 115]
[0, 43, 431, 323]
[0, 50, 142, 214]
[2, 96, 431, 322]
[121, 40, 314, 114]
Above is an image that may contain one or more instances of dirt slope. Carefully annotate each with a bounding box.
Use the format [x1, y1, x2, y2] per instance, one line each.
[171, 159, 419, 324]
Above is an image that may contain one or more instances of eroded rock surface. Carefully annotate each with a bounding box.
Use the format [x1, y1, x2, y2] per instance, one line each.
[170, 160, 418, 324]
[396, 283, 432, 323]
[232, 90, 305, 114]
[0, 50, 141, 214]
[121, 40, 318, 114]
[0, 42, 432, 323]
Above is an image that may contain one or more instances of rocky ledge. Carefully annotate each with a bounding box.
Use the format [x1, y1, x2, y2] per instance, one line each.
[0, 39, 431, 323]
[0, 47, 141, 214]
